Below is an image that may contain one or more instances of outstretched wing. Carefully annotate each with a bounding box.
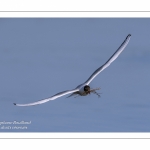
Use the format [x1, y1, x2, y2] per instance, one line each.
[14, 89, 79, 106]
[84, 34, 131, 85]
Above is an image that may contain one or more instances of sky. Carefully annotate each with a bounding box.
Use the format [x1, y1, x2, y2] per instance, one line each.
[0, 18, 150, 132]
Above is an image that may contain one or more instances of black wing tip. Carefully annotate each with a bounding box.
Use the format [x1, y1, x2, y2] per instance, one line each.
[126, 34, 131, 39]
[13, 103, 16, 106]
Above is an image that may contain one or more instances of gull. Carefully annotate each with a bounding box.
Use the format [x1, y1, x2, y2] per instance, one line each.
[14, 34, 131, 106]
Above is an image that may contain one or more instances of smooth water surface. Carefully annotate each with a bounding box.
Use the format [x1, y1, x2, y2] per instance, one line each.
[0, 18, 150, 132]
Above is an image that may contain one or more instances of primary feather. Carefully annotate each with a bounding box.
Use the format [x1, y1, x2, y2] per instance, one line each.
[84, 34, 131, 85]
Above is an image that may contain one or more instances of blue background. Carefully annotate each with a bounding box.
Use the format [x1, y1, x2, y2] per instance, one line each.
[0, 18, 149, 132]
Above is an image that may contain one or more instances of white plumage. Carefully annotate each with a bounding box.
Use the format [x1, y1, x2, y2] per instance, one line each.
[14, 34, 131, 106]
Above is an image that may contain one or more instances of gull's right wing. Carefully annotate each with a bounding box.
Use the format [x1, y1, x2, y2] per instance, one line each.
[14, 88, 79, 106]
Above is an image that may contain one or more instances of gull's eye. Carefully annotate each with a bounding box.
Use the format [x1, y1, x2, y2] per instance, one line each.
[84, 85, 90, 91]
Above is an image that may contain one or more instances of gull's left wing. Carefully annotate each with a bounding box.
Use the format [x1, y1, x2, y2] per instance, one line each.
[14, 88, 79, 106]
[84, 34, 131, 85]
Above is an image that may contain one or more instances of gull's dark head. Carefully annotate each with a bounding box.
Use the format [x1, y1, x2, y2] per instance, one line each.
[84, 85, 90, 92]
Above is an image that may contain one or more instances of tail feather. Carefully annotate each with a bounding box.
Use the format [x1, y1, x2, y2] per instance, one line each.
[66, 92, 78, 98]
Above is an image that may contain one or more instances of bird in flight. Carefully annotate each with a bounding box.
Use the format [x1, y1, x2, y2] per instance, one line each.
[14, 34, 131, 106]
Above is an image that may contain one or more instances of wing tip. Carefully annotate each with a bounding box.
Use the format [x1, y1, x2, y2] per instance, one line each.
[128, 34, 131, 37]
[13, 103, 18, 106]
[125, 34, 131, 40]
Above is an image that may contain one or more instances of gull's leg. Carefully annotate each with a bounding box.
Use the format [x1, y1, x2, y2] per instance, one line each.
[90, 88, 101, 98]
[92, 91, 101, 97]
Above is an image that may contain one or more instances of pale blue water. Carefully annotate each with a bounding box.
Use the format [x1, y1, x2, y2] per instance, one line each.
[0, 18, 150, 132]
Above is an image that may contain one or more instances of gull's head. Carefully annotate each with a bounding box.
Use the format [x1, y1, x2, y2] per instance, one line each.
[84, 85, 90, 94]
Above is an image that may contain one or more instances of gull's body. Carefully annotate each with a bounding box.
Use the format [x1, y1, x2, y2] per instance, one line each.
[14, 34, 131, 106]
